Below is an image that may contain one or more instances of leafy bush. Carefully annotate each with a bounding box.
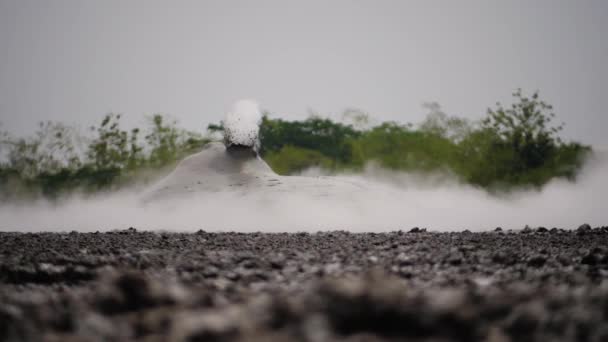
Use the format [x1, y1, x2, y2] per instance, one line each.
[458, 89, 590, 188]
[259, 116, 360, 164]
[348, 122, 460, 172]
[264, 146, 334, 175]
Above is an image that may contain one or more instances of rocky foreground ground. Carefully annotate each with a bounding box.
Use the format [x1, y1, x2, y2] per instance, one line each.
[1, 226, 608, 342]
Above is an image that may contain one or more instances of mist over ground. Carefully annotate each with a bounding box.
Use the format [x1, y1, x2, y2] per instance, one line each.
[1, 150, 605, 233]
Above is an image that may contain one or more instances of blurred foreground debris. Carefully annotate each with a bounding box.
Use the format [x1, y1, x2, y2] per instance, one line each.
[1, 228, 608, 341]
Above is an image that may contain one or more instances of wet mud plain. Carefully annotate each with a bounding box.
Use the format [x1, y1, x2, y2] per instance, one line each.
[1, 226, 608, 341]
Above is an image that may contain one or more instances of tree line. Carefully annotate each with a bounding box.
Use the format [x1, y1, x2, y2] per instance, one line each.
[0, 90, 591, 199]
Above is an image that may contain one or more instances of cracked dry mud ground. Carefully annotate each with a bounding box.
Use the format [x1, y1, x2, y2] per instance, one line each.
[1, 226, 608, 342]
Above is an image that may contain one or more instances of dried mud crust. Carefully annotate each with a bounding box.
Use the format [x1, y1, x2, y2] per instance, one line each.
[1, 226, 608, 341]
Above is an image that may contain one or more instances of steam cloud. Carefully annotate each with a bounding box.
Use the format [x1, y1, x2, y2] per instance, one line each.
[0, 153, 606, 233]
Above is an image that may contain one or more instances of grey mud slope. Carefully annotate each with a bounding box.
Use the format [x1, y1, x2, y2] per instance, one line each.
[142, 142, 370, 203]
[2, 227, 608, 341]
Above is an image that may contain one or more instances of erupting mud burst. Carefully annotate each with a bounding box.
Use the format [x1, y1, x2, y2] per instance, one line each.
[222, 99, 263, 150]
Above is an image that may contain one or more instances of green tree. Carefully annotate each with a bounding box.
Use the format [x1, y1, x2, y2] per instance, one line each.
[460, 89, 590, 187]
[87, 114, 142, 171]
[483, 89, 561, 170]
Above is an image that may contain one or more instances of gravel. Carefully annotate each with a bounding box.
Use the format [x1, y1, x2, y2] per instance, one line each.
[1, 226, 608, 341]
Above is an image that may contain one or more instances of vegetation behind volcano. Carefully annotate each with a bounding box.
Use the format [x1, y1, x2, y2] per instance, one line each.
[0, 90, 590, 199]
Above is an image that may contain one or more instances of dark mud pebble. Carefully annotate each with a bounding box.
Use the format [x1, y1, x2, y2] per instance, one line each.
[581, 253, 599, 266]
[527, 255, 547, 268]
[448, 257, 463, 266]
[95, 272, 180, 315]
[577, 223, 592, 235]
[492, 252, 508, 265]
[269, 254, 286, 269]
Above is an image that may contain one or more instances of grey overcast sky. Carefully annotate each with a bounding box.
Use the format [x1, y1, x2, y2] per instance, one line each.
[1, 0, 607, 146]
